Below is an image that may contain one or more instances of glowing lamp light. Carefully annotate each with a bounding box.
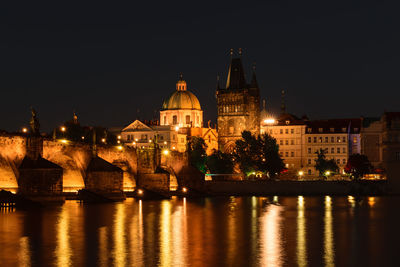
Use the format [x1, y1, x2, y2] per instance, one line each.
[298, 171, 304, 176]
[60, 139, 68, 144]
[22, 127, 28, 133]
[325, 171, 331, 176]
[164, 141, 167, 145]
[172, 146, 176, 150]
[101, 138, 106, 143]
[135, 138, 138, 142]
[149, 139, 152, 143]
[182, 187, 188, 193]
[132, 142, 136, 145]
[60, 126, 66, 132]
[264, 118, 276, 124]
[137, 189, 143, 195]
[117, 140, 120, 144]
[117, 135, 121, 140]
[81, 136, 85, 140]
[163, 149, 169, 155]
[117, 145, 123, 150]
[175, 126, 180, 131]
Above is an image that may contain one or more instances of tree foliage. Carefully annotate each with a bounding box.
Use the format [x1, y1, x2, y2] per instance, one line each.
[233, 131, 284, 178]
[344, 154, 373, 180]
[314, 149, 339, 178]
[187, 136, 208, 173]
[206, 149, 234, 174]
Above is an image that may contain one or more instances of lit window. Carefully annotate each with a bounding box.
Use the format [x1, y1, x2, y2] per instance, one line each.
[285, 129, 288, 134]
[342, 137, 346, 143]
[337, 148, 340, 153]
[173, 115, 178, 125]
[353, 136, 357, 143]
[280, 129, 283, 134]
[285, 140, 289, 145]
[337, 137, 341, 142]
[308, 137, 311, 143]
[291, 151, 294, 157]
[331, 137, 335, 143]
[314, 137, 317, 143]
[280, 140, 283, 145]
[285, 152, 289, 157]
[307, 128, 312, 133]
[331, 147, 334, 154]
[319, 137, 323, 143]
[291, 140, 294, 145]
[291, 129, 294, 134]
[325, 137, 328, 143]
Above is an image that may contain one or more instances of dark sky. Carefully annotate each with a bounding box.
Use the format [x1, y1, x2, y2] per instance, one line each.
[1, 1, 399, 132]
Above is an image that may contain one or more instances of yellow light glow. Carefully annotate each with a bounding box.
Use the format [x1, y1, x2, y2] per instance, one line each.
[298, 171, 304, 176]
[325, 171, 331, 176]
[175, 126, 179, 131]
[117, 145, 123, 150]
[132, 142, 136, 145]
[117, 140, 120, 144]
[163, 149, 169, 155]
[368, 197, 376, 207]
[81, 136, 85, 140]
[264, 118, 276, 124]
[61, 126, 66, 132]
[137, 189, 143, 195]
[101, 138, 106, 143]
[182, 187, 188, 193]
[164, 141, 167, 145]
[149, 139, 152, 143]
[135, 138, 138, 142]
[117, 135, 121, 139]
[60, 139, 68, 144]
[22, 127, 28, 133]
[172, 146, 176, 150]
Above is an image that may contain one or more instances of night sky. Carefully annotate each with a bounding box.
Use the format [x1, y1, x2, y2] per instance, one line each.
[2, 1, 399, 132]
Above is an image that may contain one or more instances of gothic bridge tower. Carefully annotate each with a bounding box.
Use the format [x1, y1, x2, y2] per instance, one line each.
[216, 50, 260, 152]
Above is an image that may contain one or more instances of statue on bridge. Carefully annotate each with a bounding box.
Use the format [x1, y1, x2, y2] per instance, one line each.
[29, 107, 40, 135]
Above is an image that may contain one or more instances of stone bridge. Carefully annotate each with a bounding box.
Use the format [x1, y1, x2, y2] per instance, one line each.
[0, 135, 188, 193]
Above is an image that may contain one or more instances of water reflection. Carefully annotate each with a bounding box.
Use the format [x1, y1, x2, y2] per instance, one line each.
[260, 204, 283, 267]
[297, 196, 307, 267]
[98, 227, 108, 267]
[56, 205, 72, 267]
[159, 200, 172, 267]
[19, 236, 31, 267]
[113, 203, 126, 267]
[324, 196, 335, 267]
[130, 199, 144, 267]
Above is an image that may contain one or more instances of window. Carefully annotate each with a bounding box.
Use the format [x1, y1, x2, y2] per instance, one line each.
[308, 159, 311, 164]
[337, 147, 340, 153]
[331, 147, 335, 154]
[342, 137, 346, 143]
[343, 148, 346, 153]
[331, 137, 335, 143]
[337, 137, 341, 143]
[308, 137, 311, 143]
[319, 128, 323, 133]
[280, 152, 283, 157]
[285, 129, 289, 134]
[343, 159, 346, 164]
[314, 137, 317, 143]
[280, 129, 283, 134]
[307, 128, 312, 133]
[353, 136, 358, 143]
[285, 152, 289, 157]
[308, 169, 312, 175]
[285, 140, 289, 145]
[325, 137, 328, 143]
[160, 135, 164, 140]
[291, 140, 295, 145]
[291, 151, 294, 157]
[186, 115, 190, 124]
[291, 129, 294, 134]
[330, 128, 334, 132]
[308, 148, 312, 154]
[127, 135, 130, 141]
[173, 115, 178, 125]
[337, 159, 340, 164]
[164, 116, 167, 125]
[319, 137, 323, 143]
[280, 140, 283, 145]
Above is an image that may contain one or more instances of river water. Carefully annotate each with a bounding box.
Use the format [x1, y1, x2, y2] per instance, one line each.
[0, 196, 399, 267]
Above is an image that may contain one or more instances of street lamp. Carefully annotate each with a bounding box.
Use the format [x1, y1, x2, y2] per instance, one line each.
[22, 127, 28, 133]
[60, 126, 66, 132]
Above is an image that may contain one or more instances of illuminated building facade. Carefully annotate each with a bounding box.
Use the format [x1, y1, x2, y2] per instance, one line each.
[216, 52, 260, 152]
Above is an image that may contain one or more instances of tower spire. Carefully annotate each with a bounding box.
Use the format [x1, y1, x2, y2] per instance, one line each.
[176, 73, 187, 91]
[250, 62, 258, 88]
[216, 74, 221, 90]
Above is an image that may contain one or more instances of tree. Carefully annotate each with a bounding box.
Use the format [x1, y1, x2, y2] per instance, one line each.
[233, 131, 284, 178]
[344, 154, 373, 180]
[187, 137, 208, 173]
[206, 149, 234, 174]
[314, 149, 339, 178]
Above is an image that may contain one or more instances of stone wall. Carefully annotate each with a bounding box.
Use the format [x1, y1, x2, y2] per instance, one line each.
[85, 171, 123, 192]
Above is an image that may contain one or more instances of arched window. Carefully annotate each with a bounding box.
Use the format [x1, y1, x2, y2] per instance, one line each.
[186, 115, 190, 124]
[163, 116, 166, 125]
[173, 115, 177, 125]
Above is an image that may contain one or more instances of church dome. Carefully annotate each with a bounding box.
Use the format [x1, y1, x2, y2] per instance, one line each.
[161, 76, 201, 110]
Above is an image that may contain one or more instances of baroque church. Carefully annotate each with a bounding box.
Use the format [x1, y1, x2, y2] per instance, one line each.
[216, 51, 261, 152]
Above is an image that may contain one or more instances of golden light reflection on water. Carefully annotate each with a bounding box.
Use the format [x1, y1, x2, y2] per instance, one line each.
[227, 196, 237, 266]
[260, 204, 283, 267]
[324, 196, 335, 267]
[130, 199, 144, 267]
[113, 203, 126, 267]
[159, 200, 172, 267]
[171, 198, 187, 266]
[368, 197, 376, 207]
[297, 196, 307, 267]
[56, 205, 72, 267]
[18, 236, 31, 267]
[98, 227, 108, 267]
